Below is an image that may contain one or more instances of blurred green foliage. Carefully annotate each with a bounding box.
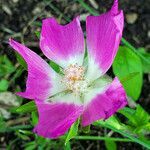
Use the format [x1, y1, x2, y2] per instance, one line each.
[0, 55, 15, 77]
[113, 46, 143, 100]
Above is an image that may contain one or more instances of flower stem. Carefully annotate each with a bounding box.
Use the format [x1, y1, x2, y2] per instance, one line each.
[76, 0, 98, 15]
[74, 136, 133, 142]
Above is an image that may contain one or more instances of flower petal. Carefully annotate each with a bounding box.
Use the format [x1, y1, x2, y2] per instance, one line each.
[81, 77, 127, 126]
[40, 17, 85, 68]
[34, 101, 83, 138]
[9, 39, 62, 100]
[86, 0, 124, 81]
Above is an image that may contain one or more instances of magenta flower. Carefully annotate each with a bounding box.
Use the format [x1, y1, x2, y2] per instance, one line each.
[9, 0, 127, 138]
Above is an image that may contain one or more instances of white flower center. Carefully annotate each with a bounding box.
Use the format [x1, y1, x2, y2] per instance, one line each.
[63, 64, 88, 94]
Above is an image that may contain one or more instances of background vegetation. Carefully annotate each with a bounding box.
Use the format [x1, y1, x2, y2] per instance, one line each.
[0, 0, 150, 149]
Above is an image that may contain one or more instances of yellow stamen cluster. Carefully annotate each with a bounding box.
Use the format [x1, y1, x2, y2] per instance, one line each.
[64, 64, 85, 81]
[63, 64, 87, 94]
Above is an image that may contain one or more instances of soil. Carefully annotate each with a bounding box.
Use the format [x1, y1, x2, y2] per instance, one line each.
[0, 0, 150, 149]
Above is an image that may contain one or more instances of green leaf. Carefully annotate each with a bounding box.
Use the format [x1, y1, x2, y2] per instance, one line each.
[120, 72, 139, 84]
[133, 105, 149, 126]
[138, 48, 150, 73]
[18, 130, 33, 135]
[0, 55, 15, 77]
[120, 107, 136, 114]
[119, 105, 149, 128]
[0, 79, 9, 91]
[24, 141, 36, 150]
[113, 46, 143, 100]
[15, 52, 27, 70]
[119, 107, 137, 126]
[121, 38, 150, 65]
[16, 130, 30, 140]
[65, 119, 80, 145]
[105, 140, 117, 150]
[102, 116, 124, 130]
[36, 136, 48, 146]
[119, 106, 150, 135]
[0, 117, 7, 132]
[82, 125, 90, 134]
[16, 101, 37, 113]
[64, 142, 71, 150]
[35, 31, 40, 39]
[0, 124, 32, 133]
[49, 60, 63, 74]
[94, 117, 150, 149]
[31, 111, 38, 126]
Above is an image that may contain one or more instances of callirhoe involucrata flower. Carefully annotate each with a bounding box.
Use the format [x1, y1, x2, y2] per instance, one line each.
[9, 0, 127, 138]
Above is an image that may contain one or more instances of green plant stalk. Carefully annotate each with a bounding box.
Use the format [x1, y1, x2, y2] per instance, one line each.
[76, 0, 98, 15]
[9, 66, 24, 84]
[94, 122, 150, 149]
[9, 125, 32, 131]
[44, 0, 71, 22]
[74, 136, 133, 142]
[0, 125, 32, 133]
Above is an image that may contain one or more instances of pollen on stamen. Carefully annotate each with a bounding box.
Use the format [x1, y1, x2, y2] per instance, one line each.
[62, 63, 88, 94]
[64, 64, 85, 81]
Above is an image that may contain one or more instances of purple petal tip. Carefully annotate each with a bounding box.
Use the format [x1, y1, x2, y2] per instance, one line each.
[111, 0, 119, 15]
[9, 38, 13, 45]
